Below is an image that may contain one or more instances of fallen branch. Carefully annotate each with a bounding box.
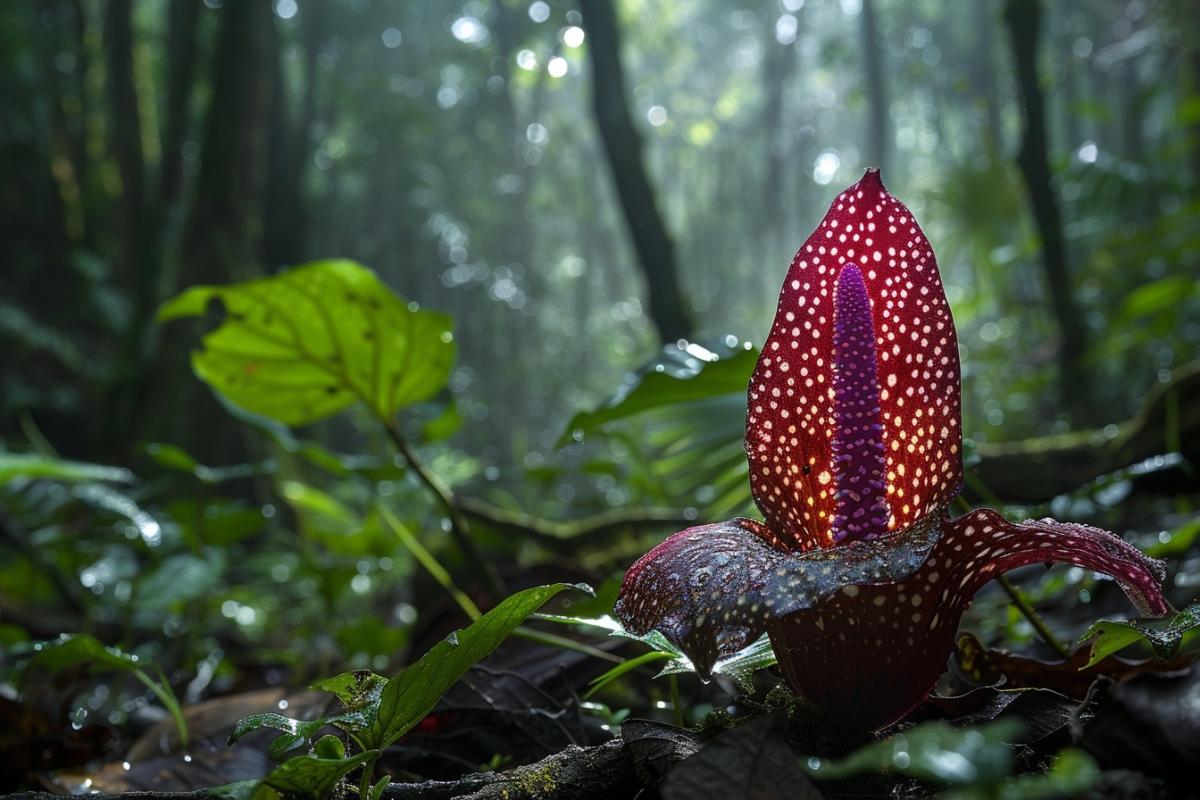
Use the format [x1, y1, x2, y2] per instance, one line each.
[968, 361, 1200, 503]
[0, 741, 641, 800]
[457, 498, 694, 554]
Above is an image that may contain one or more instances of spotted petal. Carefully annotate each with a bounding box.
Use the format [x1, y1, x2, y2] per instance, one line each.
[746, 169, 962, 549]
[768, 508, 1170, 731]
[613, 517, 941, 676]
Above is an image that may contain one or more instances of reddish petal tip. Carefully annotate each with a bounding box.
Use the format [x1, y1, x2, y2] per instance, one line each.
[858, 167, 885, 191]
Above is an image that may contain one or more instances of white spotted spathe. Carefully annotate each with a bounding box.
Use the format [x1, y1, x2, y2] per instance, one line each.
[745, 169, 962, 550]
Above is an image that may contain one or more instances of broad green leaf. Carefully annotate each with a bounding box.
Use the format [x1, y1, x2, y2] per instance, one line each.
[1077, 602, 1200, 666]
[364, 583, 591, 749]
[801, 720, 1023, 785]
[0, 452, 131, 485]
[260, 750, 378, 799]
[560, 338, 756, 445]
[158, 259, 455, 426]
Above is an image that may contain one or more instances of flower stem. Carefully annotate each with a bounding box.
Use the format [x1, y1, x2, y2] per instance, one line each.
[996, 574, 1070, 659]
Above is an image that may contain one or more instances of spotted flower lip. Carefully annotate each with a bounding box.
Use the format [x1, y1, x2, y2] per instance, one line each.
[614, 168, 1171, 731]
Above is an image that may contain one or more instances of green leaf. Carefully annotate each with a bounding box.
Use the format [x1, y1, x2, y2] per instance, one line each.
[135, 551, 225, 609]
[228, 712, 344, 761]
[31, 634, 189, 749]
[1146, 518, 1200, 558]
[538, 614, 777, 692]
[364, 583, 591, 749]
[310, 670, 387, 710]
[158, 259, 455, 426]
[30, 633, 144, 673]
[801, 720, 1023, 785]
[945, 748, 1099, 800]
[658, 633, 778, 692]
[368, 775, 391, 800]
[145, 442, 200, 473]
[260, 750, 378, 799]
[0, 452, 131, 485]
[313, 734, 345, 760]
[559, 339, 756, 445]
[1078, 602, 1200, 666]
[584, 651, 678, 699]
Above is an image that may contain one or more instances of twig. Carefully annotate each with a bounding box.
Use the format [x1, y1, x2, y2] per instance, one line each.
[382, 418, 504, 599]
[996, 574, 1071, 659]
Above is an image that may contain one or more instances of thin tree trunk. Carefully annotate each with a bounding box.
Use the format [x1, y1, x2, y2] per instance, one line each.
[170, 0, 274, 463]
[262, 0, 322, 269]
[579, 0, 694, 344]
[971, 0, 1003, 149]
[860, 0, 889, 176]
[760, 13, 796, 300]
[185, 0, 273, 283]
[1003, 0, 1092, 422]
[160, 0, 199, 207]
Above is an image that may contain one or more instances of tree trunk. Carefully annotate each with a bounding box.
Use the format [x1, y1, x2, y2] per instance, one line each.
[1003, 0, 1092, 423]
[160, 0, 199, 207]
[971, 0, 1003, 149]
[860, 0, 889, 177]
[169, 0, 274, 464]
[579, 0, 694, 344]
[184, 0, 273, 284]
[262, 0, 323, 269]
[759, 13, 796, 300]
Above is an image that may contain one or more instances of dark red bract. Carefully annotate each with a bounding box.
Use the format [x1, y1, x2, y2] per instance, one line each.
[614, 169, 1170, 731]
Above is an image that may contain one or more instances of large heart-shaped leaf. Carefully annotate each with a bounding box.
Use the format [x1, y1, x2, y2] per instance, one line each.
[363, 582, 591, 750]
[158, 259, 455, 426]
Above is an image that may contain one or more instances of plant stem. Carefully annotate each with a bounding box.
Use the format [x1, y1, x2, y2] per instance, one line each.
[133, 667, 188, 750]
[996, 574, 1070, 659]
[379, 504, 482, 620]
[379, 503, 620, 663]
[358, 752, 379, 800]
[381, 418, 504, 599]
[669, 674, 684, 727]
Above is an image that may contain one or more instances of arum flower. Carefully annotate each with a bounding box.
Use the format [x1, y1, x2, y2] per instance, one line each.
[614, 169, 1170, 731]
